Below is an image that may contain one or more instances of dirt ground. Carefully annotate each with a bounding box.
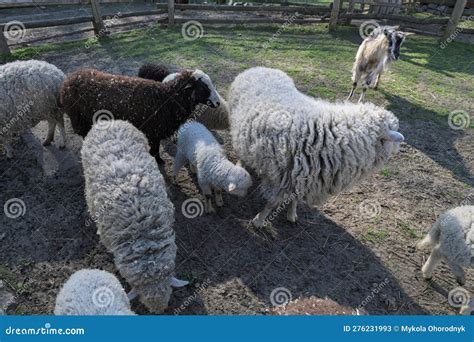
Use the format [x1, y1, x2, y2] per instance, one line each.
[0, 15, 473, 316]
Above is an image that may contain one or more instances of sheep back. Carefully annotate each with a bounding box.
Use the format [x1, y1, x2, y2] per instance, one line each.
[81, 120, 176, 313]
[0, 60, 65, 145]
[437, 205, 474, 267]
[54, 269, 134, 315]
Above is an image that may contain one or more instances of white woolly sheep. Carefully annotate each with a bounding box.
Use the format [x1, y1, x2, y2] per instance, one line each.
[417, 205, 474, 286]
[54, 269, 135, 315]
[173, 121, 252, 213]
[348, 26, 406, 102]
[81, 120, 188, 313]
[228, 67, 404, 228]
[0, 60, 66, 158]
[163, 72, 230, 130]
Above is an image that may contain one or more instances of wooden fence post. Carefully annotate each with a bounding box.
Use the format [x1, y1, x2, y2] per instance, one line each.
[329, 0, 342, 31]
[442, 0, 467, 42]
[0, 32, 11, 56]
[90, 0, 106, 35]
[168, 0, 175, 26]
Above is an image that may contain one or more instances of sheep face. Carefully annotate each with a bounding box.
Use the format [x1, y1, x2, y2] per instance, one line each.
[226, 166, 253, 197]
[190, 70, 220, 108]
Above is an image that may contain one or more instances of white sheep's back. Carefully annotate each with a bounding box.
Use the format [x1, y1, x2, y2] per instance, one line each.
[439, 206, 474, 267]
[0, 60, 65, 142]
[81, 120, 176, 313]
[229, 67, 401, 205]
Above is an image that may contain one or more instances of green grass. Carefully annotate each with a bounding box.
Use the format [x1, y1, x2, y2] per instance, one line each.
[379, 167, 392, 178]
[398, 222, 419, 239]
[7, 23, 473, 129]
[363, 227, 390, 243]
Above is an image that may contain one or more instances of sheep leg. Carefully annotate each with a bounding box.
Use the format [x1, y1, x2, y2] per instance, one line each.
[43, 119, 56, 146]
[286, 199, 298, 223]
[252, 192, 285, 228]
[56, 115, 66, 149]
[347, 82, 357, 100]
[373, 72, 382, 90]
[447, 261, 466, 286]
[172, 149, 187, 180]
[149, 140, 164, 164]
[421, 246, 443, 280]
[200, 183, 215, 214]
[4, 143, 13, 159]
[214, 188, 224, 207]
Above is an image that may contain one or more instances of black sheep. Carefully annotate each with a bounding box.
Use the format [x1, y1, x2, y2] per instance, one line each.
[60, 68, 220, 163]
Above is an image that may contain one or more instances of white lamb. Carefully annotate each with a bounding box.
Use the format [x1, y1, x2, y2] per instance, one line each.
[228, 67, 404, 227]
[163, 72, 229, 130]
[81, 120, 188, 313]
[173, 121, 252, 213]
[54, 269, 135, 315]
[417, 205, 474, 286]
[0, 60, 66, 158]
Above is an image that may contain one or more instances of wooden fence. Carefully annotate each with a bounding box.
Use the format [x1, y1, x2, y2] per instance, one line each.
[0, 0, 471, 55]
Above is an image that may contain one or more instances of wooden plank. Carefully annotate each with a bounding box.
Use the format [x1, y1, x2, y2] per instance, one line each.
[329, 0, 342, 30]
[0, 32, 11, 55]
[168, 17, 327, 24]
[155, 4, 331, 14]
[168, 0, 175, 26]
[90, 0, 106, 35]
[340, 13, 450, 23]
[442, 0, 468, 41]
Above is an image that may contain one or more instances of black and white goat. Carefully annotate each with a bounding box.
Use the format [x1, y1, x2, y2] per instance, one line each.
[348, 26, 406, 102]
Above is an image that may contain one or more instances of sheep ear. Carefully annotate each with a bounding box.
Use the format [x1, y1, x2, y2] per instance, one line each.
[383, 130, 404, 142]
[170, 277, 189, 288]
[228, 183, 237, 192]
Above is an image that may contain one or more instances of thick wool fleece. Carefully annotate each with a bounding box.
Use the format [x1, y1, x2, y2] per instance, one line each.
[54, 269, 135, 315]
[229, 67, 403, 209]
[173, 122, 252, 196]
[81, 120, 176, 313]
[0, 60, 66, 157]
[417, 206, 474, 283]
[61, 68, 219, 162]
[141, 66, 230, 130]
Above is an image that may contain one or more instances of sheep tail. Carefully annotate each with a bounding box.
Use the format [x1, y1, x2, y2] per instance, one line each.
[416, 220, 441, 250]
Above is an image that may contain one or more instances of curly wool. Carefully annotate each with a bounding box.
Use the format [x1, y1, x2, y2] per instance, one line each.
[81, 120, 176, 313]
[143, 67, 230, 130]
[417, 206, 474, 272]
[229, 67, 402, 206]
[0, 60, 66, 157]
[54, 269, 135, 315]
[173, 122, 252, 196]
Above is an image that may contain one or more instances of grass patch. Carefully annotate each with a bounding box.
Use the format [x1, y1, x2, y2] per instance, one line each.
[363, 227, 390, 243]
[380, 168, 392, 178]
[398, 222, 419, 239]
